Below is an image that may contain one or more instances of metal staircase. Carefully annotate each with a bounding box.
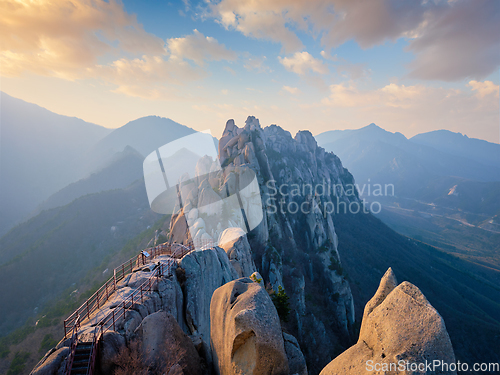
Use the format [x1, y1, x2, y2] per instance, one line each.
[70, 342, 93, 375]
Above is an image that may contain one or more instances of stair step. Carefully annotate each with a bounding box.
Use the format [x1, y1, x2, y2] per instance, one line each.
[76, 344, 92, 350]
[73, 359, 89, 365]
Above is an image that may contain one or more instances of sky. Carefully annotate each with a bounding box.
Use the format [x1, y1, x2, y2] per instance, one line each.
[1, 0, 499, 142]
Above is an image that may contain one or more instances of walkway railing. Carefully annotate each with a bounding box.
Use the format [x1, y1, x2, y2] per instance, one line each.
[63, 242, 195, 338]
[62, 238, 217, 375]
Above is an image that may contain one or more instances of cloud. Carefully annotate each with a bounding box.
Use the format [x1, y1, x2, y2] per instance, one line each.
[205, 0, 500, 81]
[0, 0, 238, 100]
[320, 50, 338, 61]
[282, 86, 301, 95]
[207, 0, 303, 53]
[91, 54, 206, 99]
[243, 55, 270, 73]
[468, 80, 499, 99]
[0, 0, 164, 79]
[407, 0, 500, 81]
[99, 29, 237, 99]
[279, 52, 328, 75]
[319, 80, 499, 141]
[335, 61, 370, 80]
[167, 29, 236, 66]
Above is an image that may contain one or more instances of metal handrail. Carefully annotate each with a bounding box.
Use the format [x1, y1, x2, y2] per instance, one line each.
[63, 316, 80, 375]
[63, 238, 216, 375]
[86, 327, 98, 375]
[63, 242, 188, 338]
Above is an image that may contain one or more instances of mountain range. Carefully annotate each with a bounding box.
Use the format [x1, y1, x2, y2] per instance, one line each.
[316, 124, 500, 219]
[0, 92, 198, 237]
[0, 95, 499, 374]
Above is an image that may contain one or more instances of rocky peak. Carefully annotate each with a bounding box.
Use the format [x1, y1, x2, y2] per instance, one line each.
[212, 117, 359, 372]
[294, 130, 318, 153]
[244, 115, 262, 131]
[320, 269, 457, 375]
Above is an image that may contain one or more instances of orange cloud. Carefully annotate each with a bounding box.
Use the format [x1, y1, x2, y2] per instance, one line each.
[0, 0, 164, 79]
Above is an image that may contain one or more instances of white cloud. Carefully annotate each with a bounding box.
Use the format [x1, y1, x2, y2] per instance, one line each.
[91, 54, 206, 99]
[205, 0, 500, 81]
[467, 80, 499, 98]
[208, 0, 303, 53]
[320, 50, 338, 61]
[282, 86, 301, 95]
[243, 55, 270, 73]
[279, 52, 328, 75]
[167, 29, 236, 66]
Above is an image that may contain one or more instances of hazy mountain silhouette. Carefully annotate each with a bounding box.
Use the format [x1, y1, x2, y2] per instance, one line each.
[1, 95, 202, 236]
[316, 124, 500, 200]
[33, 146, 144, 214]
[85, 116, 198, 172]
[0, 92, 111, 236]
[411, 129, 500, 167]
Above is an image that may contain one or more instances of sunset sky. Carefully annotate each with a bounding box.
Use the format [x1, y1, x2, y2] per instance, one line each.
[1, 0, 499, 142]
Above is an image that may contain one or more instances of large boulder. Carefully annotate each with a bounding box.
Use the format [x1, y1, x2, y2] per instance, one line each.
[320, 268, 457, 375]
[157, 265, 186, 331]
[170, 211, 191, 245]
[210, 278, 289, 375]
[283, 333, 308, 375]
[179, 247, 238, 359]
[218, 227, 256, 278]
[31, 347, 69, 375]
[99, 331, 126, 374]
[133, 311, 203, 375]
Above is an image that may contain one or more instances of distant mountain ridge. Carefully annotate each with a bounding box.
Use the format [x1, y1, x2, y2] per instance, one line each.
[33, 145, 144, 214]
[316, 124, 500, 201]
[0, 94, 200, 236]
[411, 129, 500, 167]
[85, 116, 197, 171]
[0, 92, 111, 236]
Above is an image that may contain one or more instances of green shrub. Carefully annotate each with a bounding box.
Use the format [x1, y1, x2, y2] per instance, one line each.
[250, 274, 262, 284]
[328, 256, 344, 276]
[271, 286, 291, 322]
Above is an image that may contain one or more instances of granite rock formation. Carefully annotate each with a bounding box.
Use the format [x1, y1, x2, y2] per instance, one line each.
[320, 268, 457, 375]
[210, 278, 289, 375]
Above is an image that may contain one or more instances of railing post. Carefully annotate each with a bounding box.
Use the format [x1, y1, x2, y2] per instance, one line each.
[106, 282, 108, 301]
[112, 310, 115, 331]
[87, 300, 90, 319]
[141, 285, 143, 303]
[114, 269, 116, 290]
[122, 264, 125, 279]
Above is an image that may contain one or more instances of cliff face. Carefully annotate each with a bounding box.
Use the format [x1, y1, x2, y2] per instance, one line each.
[173, 116, 359, 372]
